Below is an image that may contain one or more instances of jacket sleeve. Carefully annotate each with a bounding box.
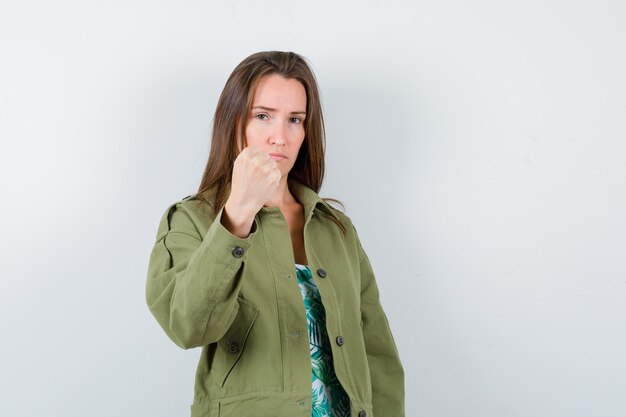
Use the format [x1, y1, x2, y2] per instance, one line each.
[145, 201, 258, 349]
[355, 227, 406, 417]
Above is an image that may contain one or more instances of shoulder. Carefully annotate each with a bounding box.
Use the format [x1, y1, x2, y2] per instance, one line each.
[319, 199, 355, 230]
[324, 202, 369, 256]
[154, 194, 215, 242]
[317, 202, 363, 248]
[329, 205, 353, 226]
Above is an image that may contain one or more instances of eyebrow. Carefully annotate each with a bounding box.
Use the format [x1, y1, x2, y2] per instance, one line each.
[251, 106, 306, 115]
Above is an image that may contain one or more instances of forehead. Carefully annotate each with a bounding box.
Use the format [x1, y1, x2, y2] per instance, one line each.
[251, 74, 307, 108]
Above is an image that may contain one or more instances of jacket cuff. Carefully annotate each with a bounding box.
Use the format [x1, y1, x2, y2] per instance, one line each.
[201, 205, 258, 268]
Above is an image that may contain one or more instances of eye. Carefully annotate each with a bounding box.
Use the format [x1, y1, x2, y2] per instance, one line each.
[289, 117, 303, 124]
[255, 113, 269, 121]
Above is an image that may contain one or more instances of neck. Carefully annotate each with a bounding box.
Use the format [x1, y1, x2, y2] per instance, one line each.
[263, 177, 297, 208]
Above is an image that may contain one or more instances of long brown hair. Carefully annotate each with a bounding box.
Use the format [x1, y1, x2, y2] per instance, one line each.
[196, 51, 346, 235]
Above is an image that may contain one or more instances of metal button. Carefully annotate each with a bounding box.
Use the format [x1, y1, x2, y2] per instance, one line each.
[358, 410, 367, 417]
[336, 336, 344, 346]
[228, 342, 239, 353]
[316, 268, 327, 278]
[231, 246, 245, 258]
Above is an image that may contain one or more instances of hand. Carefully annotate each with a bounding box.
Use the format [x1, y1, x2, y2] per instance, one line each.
[221, 146, 281, 237]
[229, 145, 281, 211]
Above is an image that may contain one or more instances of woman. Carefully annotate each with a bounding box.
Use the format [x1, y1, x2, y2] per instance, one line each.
[146, 51, 404, 417]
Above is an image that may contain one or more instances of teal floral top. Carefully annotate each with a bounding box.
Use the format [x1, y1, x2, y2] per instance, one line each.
[295, 263, 351, 417]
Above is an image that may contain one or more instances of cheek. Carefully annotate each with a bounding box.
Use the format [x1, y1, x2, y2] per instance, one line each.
[245, 124, 263, 144]
[289, 125, 305, 142]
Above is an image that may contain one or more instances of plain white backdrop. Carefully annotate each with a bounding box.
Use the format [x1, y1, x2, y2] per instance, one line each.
[1, 1, 625, 416]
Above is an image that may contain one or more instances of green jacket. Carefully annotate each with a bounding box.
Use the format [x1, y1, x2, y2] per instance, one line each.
[145, 179, 405, 417]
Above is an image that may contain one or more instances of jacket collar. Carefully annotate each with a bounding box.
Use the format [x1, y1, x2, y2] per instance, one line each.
[288, 178, 341, 223]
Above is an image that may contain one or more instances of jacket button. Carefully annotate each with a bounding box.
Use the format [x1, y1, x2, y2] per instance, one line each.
[358, 410, 367, 417]
[336, 336, 344, 346]
[231, 246, 245, 258]
[228, 342, 240, 353]
[316, 268, 327, 278]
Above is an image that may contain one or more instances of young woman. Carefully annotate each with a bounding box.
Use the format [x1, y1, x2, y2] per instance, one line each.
[146, 51, 404, 417]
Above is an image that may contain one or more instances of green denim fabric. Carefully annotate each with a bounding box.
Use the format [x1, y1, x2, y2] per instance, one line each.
[145, 179, 405, 417]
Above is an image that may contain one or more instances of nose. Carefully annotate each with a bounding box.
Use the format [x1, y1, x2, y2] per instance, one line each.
[269, 121, 288, 147]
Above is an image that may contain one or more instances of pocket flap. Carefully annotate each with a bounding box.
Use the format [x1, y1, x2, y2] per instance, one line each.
[214, 297, 258, 386]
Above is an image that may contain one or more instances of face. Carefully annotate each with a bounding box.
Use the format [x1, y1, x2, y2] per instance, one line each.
[241, 74, 307, 179]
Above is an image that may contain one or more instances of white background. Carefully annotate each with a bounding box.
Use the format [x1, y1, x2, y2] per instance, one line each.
[1, 1, 625, 416]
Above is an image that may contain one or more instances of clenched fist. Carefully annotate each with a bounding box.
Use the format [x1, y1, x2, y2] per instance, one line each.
[221, 146, 281, 238]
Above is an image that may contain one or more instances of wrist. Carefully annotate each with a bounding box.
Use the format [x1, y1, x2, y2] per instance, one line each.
[222, 200, 257, 238]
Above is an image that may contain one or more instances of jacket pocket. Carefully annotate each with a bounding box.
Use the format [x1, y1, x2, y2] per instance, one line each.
[210, 296, 259, 387]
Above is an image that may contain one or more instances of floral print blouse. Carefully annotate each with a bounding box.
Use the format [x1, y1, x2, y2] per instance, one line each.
[295, 263, 351, 417]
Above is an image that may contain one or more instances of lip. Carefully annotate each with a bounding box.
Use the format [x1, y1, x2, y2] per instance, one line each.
[269, 153, 286, 161]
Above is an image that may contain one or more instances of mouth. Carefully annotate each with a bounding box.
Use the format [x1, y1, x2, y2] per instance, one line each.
[269, 153, 286, 161]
